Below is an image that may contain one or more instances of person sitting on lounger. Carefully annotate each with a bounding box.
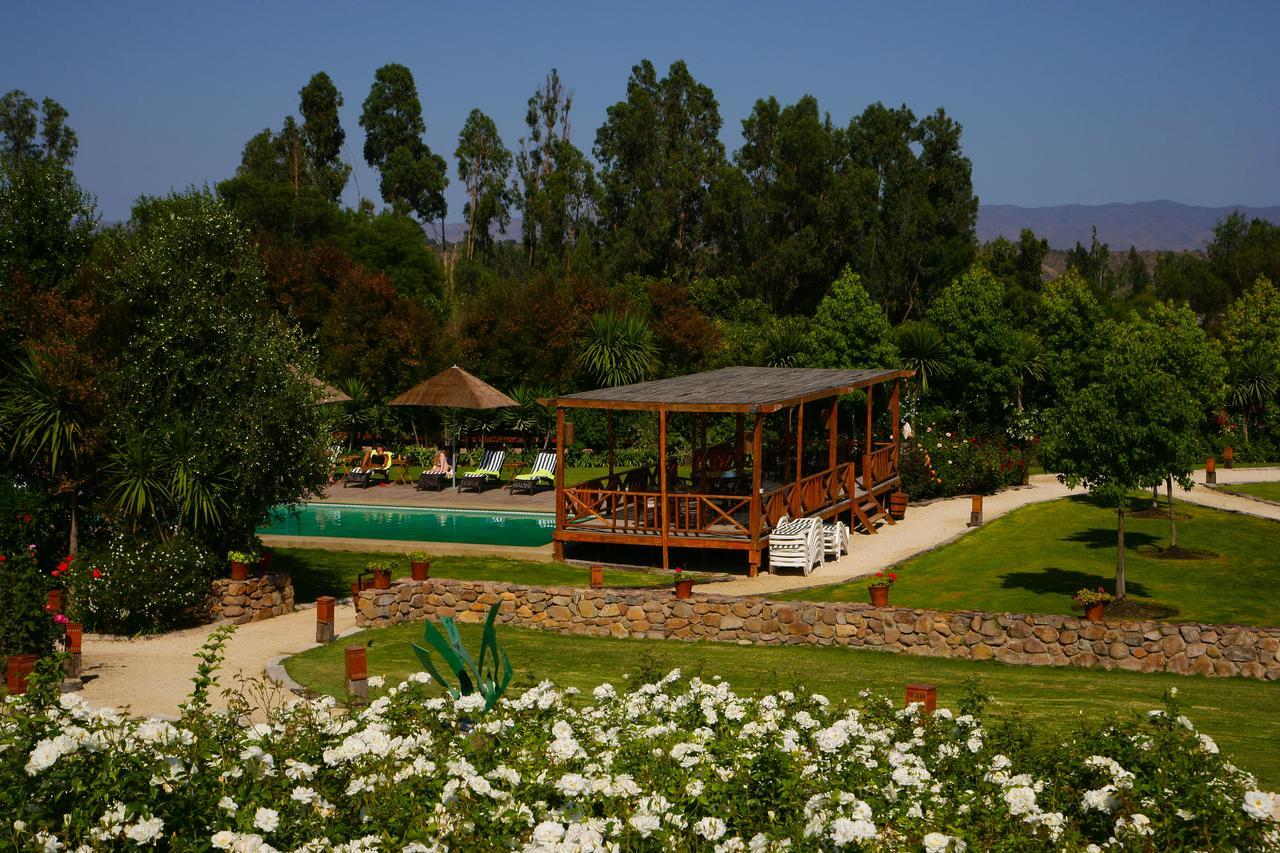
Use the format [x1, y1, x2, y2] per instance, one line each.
[416, 451, 453, 491]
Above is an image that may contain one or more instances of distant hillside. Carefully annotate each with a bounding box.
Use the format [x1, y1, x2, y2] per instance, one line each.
[977, 200, 1280, 251]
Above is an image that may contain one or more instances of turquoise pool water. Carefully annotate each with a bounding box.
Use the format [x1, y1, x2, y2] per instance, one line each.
[258, 503, 555, 547]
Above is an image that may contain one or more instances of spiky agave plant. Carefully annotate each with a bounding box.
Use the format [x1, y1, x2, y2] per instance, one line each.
[411, 602, 513, 712]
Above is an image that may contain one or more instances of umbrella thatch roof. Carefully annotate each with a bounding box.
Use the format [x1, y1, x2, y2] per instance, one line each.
[388, 366, 516, 410]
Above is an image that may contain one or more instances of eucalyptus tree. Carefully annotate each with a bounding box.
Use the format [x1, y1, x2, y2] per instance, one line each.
[298, 71, 351, 203]
[359, 64, 448, 228]
[0, 90, 77, 165]
[455, 109, 513, 259]
[594, 59, 724, 278]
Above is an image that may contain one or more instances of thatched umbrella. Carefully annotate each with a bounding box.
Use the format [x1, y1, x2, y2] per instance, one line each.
[311, 376, 351, 405]
[389, 366, 516, 485]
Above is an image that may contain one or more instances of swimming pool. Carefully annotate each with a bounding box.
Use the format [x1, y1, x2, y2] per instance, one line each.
[257, 503, 555, 547]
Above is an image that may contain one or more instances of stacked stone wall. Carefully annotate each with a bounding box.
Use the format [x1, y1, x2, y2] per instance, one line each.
[355, 578, 1280, 680]
[210, 573, 294, 624]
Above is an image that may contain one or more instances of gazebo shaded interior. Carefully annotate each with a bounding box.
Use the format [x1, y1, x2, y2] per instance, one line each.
[548, 367, 909, 575]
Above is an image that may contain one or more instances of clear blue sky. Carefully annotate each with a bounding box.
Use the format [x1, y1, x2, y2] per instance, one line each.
[5, 1, 1278, 222]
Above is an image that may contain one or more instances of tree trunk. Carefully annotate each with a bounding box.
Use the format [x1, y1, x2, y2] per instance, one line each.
[1242, 415, 1250, 445]
[1167, 475, 1177, 548]
[69, 493, 79, 556]
[1115, 499, 1127, 599]
[1151, 485, 1159, 511]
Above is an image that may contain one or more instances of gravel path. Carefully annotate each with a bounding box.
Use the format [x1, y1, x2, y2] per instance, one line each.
[73, 467, 1279, 719]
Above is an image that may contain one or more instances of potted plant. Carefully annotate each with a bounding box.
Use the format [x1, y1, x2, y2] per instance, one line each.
[589, 564, 605, 589]
[409, 551, 432, 581]
[368, 560, 393, 590]
[1074, 587, 1114, 621]
[227, 550, 256, 581]
[866, 571, 897, 606]
[673, 567, 695, 599]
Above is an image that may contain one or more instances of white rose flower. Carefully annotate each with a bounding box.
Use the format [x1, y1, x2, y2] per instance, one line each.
[923, 832, 951, 852]
[367, 676, 385, 689]
[210, 831, 235, 850]
[531, 821, 565, 844]
[253, 807, 279, 833]
[218, 797, 238, 815]
[556, 773, 588, 797]
[123, 816, 164, 845]
[694, 816, 727, 840]
[1243, 790, 1277, 821]
[829, 817, 877, 844]
[1003, 786, 1037, 816]
[629, 813, 661, 837]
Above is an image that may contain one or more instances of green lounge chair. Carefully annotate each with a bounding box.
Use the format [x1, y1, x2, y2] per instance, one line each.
[458, 449, 506, 492]
[508, 451, 557, 494]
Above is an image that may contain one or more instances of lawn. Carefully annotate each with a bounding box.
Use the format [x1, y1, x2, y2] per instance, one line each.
[780, 494, 1280, 626]
[1223, 481, 1280, 502]
[273, 547, 709, 602]
[284, 620, 1280, 787]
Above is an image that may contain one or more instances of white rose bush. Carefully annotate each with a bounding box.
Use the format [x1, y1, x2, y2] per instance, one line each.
[2, 647, 1277, 850]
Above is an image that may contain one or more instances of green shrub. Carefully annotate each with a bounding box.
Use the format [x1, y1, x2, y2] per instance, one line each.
[0, 546, 60, 657]
[66, 531, 218, 635]
[901, 426, 1027, 500]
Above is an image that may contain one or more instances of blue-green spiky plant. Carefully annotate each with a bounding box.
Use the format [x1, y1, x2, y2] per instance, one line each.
[411, 602, 512, 712]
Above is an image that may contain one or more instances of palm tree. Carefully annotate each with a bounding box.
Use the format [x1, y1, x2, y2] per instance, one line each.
[102, 422, 229, 537]
[896, 321, 951, 396]
[0, 350, 93, 554]
[761, 318, 808, 368]
[1007, 331, 1047, 412]
[505, 385, 556, 451]
[577, 310, 658, 388]
[338, 377, 373, 449]
[1228, 349, 1278, 444]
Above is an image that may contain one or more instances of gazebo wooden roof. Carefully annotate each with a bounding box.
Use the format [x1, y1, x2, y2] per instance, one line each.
[551, 366, 909, 414]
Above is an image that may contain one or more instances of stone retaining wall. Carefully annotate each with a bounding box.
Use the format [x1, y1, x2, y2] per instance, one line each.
[210, 573, 294, 624]
[355, 579, 1280, 680]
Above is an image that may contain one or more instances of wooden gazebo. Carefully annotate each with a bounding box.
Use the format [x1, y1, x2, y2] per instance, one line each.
[548, 367, 909, 576]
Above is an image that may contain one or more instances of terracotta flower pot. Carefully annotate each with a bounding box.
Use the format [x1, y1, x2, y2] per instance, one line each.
[258, 549, 274, 574]
[373, 568, 392, 590]
[1224, 446, 1235, 469]
[230, 561, 249, 581]
[674, 579, 695, 599]
[65, 623, 83, 654]
[589, 564, 605, 589]
[6, 653, 37, 695]
[889, 491, 909, 520]
[410, 560, 431, 582]
[868, 585, 890, 607]
[1085, 602, 1105, 622]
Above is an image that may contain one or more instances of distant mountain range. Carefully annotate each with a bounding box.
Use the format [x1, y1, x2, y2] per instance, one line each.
[437, 200, 1279, 253]
[977, 200, 1280, 251]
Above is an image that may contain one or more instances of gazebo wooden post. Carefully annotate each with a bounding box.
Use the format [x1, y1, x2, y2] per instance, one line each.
[749, 412, 763, 577]
[658, 407, 670, 571]
[554, 408, 566, 560]
[793, 403, 805, 517]
[891, 380, 901, 454]
[735, 413, 745, 473]
[827, 398, 838, 470]
[863, 385, 875, 493]
[607, 411, 615, 478]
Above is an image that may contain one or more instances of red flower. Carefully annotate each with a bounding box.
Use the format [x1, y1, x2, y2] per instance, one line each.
[0, 555, 6, 562]
[92, 568, 102, 579]
[53, 613, 69, 625]
[57, 561, 69, 572]
[674, 567, 684, 573]
[22, 513, 31, 523]
[889, 572, 898, 581]
[51, 569, 59, 577]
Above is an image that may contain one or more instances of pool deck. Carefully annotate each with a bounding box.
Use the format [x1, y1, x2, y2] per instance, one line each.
[311, 481, 555, 512]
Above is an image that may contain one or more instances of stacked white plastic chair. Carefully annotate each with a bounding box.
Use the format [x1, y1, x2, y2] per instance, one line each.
[822, 520, 850, 559]
[768, 516, 823, 576]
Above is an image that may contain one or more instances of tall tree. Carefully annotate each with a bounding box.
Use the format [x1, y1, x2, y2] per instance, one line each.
[455, 109, 513, 259]
[1065, 226, 1114, 302]
[514, 69, 596, 271]
[359, 64, 448, 227]
[594, 59, 724, 278]
[298, 71, 351, 203]
[845, 103, 977, 320]
[1, 90, 78, 166]
[1220, 276, 1280, 443]
[801, 268, 898, 370]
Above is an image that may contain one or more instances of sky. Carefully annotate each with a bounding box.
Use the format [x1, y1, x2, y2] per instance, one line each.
[4, 1, 1279, 222]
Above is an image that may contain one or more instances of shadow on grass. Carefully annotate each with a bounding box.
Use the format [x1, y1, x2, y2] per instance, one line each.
[1061, 528, 1159, 550]
[274, 552, 347, 603]
[998, 567, 1152, 600]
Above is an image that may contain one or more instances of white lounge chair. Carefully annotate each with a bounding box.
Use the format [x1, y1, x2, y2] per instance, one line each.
[768, 516, 823, 576]
[822, 520, 850, 559]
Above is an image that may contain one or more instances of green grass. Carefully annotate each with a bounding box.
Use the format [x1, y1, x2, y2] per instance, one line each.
[1223, 481, 1280, 502]
[273, 547, 708, 603]
[285, 620, 1280, 787]
[781, 494, 1280, 626]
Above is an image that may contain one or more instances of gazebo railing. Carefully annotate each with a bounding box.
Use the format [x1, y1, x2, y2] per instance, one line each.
[761, 461, 857, 526]
[862, 443, 899, 492]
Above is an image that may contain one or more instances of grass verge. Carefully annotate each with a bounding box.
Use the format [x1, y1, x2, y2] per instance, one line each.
[284, 620, 1280, 787]
[780, 494, 1280, 626]
[273, 547, 710, 603]
[1222, 481, 1280, 503]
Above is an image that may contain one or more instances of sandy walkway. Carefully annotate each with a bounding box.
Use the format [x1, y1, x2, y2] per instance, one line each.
[78, 603, 357, 719]
[1182, 466, 1280, 521]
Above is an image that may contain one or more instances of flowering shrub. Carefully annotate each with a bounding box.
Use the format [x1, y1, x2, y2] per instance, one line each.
[1073, 587, 1115, 607]
[901, 426, 1027, 500]
[2, 650, 1276, 850]
[866, 571, 898, 589]
[64, 531, 218, 635]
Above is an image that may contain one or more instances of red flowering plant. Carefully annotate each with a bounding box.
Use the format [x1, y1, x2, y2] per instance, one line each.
[866, 571, 898, 589]
[900, 425, 1027, 500]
